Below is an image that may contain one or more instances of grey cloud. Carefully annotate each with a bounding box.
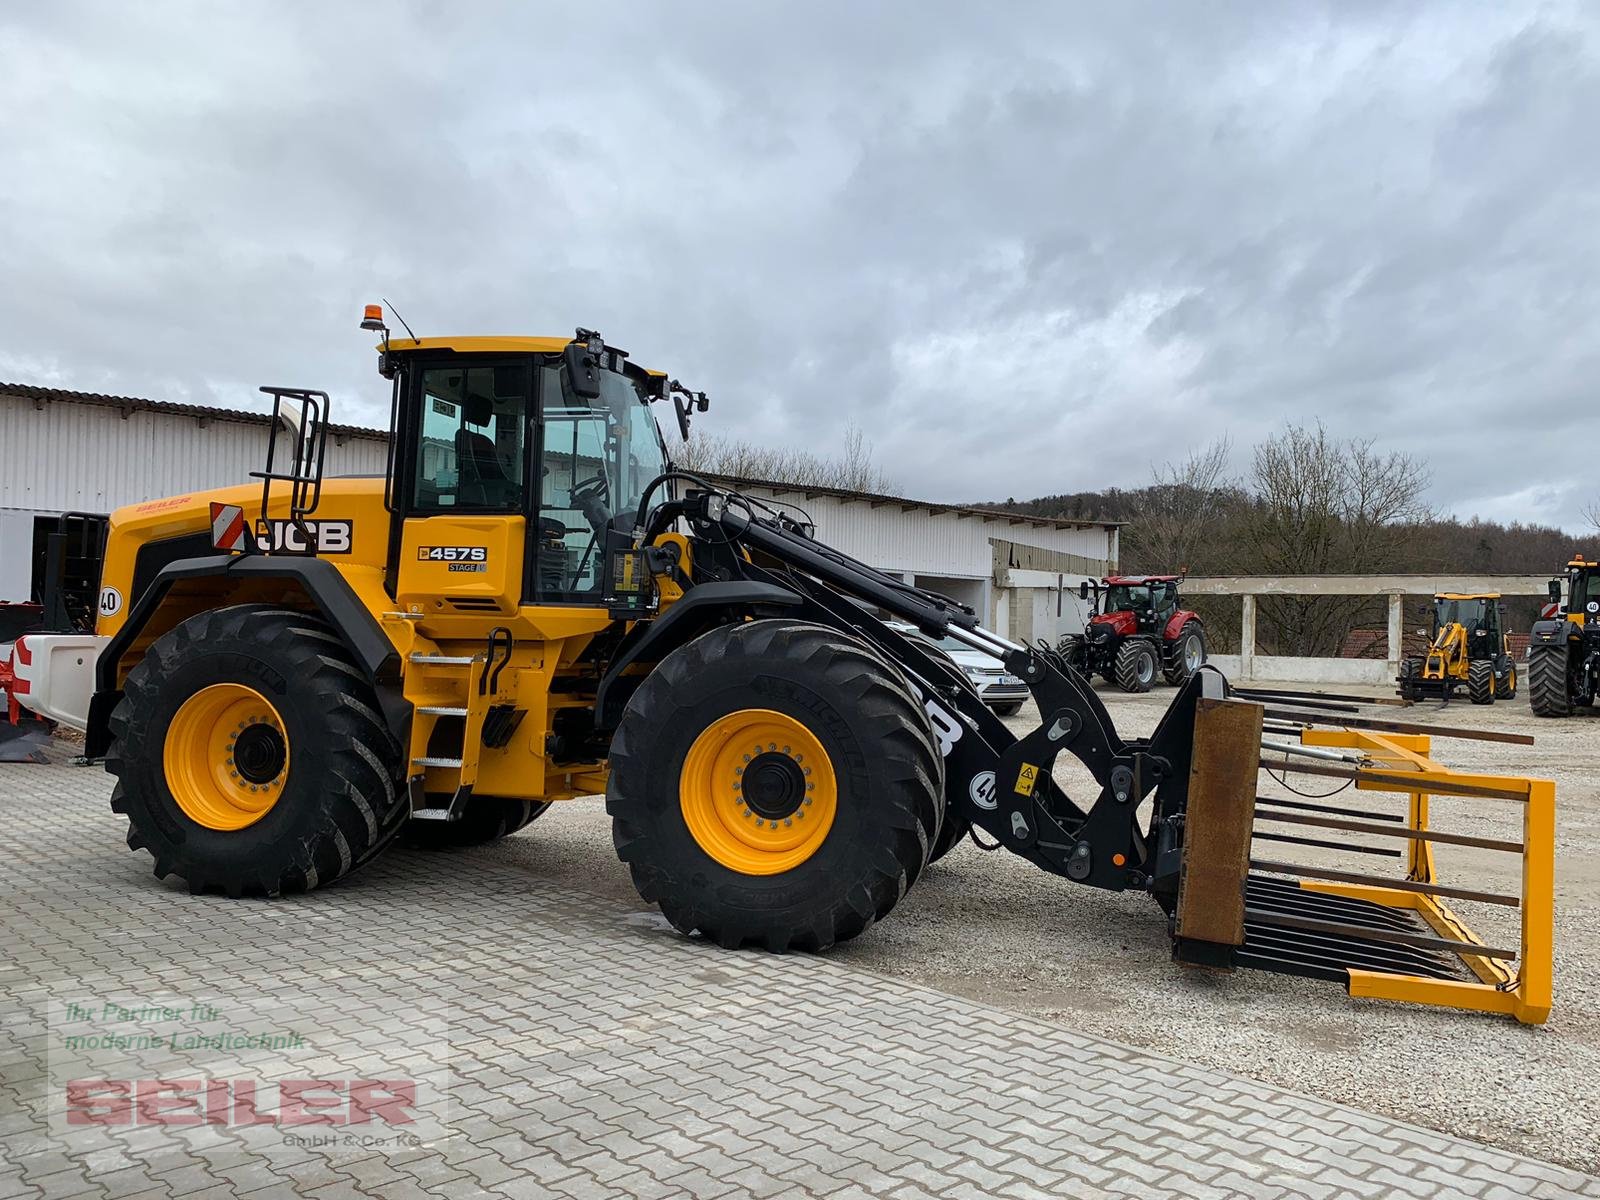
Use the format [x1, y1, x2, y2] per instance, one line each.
[0, 2, 1596, 528]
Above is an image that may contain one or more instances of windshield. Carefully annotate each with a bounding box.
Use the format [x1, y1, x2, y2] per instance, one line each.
[1104, 584, 1152, 612]
[536, 365, 669, 599]
[1436, 598, 1489, 628]
[1572, 570, 1600, 609]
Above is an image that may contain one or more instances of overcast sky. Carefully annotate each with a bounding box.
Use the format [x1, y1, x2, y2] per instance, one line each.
[2, 3, 1597, 527]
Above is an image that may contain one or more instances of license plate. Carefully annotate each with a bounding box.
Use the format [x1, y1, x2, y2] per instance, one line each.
[999, 675, 1021, 686]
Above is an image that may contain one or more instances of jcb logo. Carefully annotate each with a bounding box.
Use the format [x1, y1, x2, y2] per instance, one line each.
[255, 520, 354, 555]
[907, 687, 963, 758]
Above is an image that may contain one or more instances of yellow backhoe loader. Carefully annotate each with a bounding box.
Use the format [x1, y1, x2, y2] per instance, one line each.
[1397, 593, 1517, 705]
[10, 311, 1555, 1023]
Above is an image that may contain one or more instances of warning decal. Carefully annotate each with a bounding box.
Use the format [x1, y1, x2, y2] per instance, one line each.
[210, 503, 246, 551]
[1015, 762, 1040, 797]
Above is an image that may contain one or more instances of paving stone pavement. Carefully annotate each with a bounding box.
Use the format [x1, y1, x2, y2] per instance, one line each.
[2, 759, 1597, 1200]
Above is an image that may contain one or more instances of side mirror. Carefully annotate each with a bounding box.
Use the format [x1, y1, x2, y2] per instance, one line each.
[1549, 580, 1563, 604]
[564, 340, 602, 400]
[1078, 582, 1089, 600]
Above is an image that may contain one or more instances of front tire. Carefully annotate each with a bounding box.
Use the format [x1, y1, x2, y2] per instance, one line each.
[106, 606, 408, 896]
[1467, 660, 1494, 705]
[1113, 640, 1158, 693]
[1529, 645, 1571, 717]
[1398, 658, 1421, 702]
[607, 619, 944, 951]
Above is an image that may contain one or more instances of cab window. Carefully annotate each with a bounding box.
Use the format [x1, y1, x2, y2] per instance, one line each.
[534, 363, 668, 602]
[412, 364, 529, 510]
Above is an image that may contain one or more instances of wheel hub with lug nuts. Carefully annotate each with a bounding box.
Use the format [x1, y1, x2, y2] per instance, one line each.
[680, 709, 836, 875]
[163, 683, 290, 831]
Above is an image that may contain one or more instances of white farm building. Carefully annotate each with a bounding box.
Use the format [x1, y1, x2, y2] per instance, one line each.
[0, 384, 1118, 642]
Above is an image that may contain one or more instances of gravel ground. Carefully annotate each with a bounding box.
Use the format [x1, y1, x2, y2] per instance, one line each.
[468, 677, 1600, 1174]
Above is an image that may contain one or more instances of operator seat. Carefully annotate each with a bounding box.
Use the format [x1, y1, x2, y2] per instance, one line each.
[455, 392, 507, 505]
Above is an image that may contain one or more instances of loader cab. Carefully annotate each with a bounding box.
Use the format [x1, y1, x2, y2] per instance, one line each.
[382, 334, 671, 610]
[1431, 594, 1502, 658]
[1563, 559, 1600, 626]
[1100, 576, 1177, 632]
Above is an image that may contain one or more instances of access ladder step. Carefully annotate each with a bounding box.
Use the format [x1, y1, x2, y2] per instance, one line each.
[409, 654, 477, 665]
[418, 706, 469, 717]
[413, 756, 464, 769]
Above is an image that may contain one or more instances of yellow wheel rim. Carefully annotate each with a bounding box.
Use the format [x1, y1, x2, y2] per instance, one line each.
[162, 683, 289, 831]
[679, 708, 838, 875]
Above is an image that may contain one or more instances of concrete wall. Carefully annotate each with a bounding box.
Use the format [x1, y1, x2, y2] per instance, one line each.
[1206, 654, 1393, 686]
[1190, 575, 1557, 687]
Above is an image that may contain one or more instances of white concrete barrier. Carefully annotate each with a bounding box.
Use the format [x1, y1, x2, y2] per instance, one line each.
[1207, 653, 1393, 686]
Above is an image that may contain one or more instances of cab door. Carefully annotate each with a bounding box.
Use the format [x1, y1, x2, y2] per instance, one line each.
[393, 358, 532, 618]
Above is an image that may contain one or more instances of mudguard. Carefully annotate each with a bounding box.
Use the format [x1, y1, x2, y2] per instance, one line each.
[1529, 617, 1578, 648]
[593, 581, 803, 730]
[85, 554, 405, 758]
[1163, 610, 1202, 641]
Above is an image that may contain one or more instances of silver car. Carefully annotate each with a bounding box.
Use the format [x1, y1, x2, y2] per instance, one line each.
[888, 623, 1030, 715]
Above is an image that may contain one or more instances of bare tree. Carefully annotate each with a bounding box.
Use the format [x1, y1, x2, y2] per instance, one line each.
[670, 421, 893, 492]
[1121, 436, 1234, 572]
[1248, 422, 1431, 656]
[1584, 497, 1600, 536]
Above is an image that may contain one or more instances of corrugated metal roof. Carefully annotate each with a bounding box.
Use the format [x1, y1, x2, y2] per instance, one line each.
[699, 472, 1124, 531]
[0, 383, 388, 442]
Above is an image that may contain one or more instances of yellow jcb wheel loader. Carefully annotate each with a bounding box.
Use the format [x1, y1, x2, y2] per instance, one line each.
[13, 310, 1556, 1023]
[1396, 593, 1517, 705]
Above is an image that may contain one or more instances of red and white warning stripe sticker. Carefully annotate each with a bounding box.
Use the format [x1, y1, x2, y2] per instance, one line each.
[210, 503, 246, 551]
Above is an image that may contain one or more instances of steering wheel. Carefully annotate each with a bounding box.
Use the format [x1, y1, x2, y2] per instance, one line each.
[537, 516, 571, 544]
[570, 472, 612, 536]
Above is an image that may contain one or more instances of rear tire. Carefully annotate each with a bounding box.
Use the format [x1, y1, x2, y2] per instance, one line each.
[402, 797, 550, 848]
[106, 605, 408, 896]
[607, 619, 943, 951]
[1529, 645, 1571, 717]
[1467, 660, 1494, 705]
[1113, 640, 1158, 693]
[1162, 624, 1206, 685]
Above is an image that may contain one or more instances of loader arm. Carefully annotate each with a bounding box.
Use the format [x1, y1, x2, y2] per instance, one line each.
[624, 482, 1555, 1024]
[651, 488, 1212, 908]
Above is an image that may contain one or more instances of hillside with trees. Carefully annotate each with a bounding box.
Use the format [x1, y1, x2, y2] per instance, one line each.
[669, 417, 1592, 658]
[982, 424, 1595, 656]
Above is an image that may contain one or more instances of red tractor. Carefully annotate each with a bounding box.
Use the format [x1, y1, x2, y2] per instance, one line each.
[1058, 575, 1207, 692]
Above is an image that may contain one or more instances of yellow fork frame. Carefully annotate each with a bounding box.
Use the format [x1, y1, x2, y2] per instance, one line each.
[1295, 728, 1554, 1024]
